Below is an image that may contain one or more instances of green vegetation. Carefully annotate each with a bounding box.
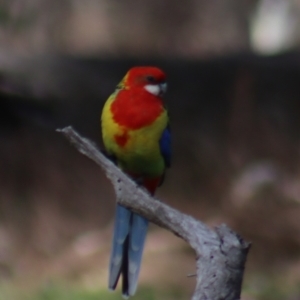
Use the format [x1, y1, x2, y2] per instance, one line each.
[0, 283, 187, 300]
[0, 276, 300, 300]
[243, 273, 300, 300]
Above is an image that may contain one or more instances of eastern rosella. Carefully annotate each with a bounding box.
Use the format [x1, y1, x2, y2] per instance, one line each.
[101, 66, 171, 298]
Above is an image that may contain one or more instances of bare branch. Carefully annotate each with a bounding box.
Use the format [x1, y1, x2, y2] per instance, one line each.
[57, 126, 250, 300]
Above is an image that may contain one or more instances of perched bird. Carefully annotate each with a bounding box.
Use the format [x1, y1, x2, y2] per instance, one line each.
[101, 66, 171, 297]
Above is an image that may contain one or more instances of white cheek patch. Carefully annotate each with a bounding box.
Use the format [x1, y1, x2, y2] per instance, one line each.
[144, 84, 160, 96]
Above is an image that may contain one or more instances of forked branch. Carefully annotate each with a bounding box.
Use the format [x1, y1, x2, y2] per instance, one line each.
[58, 126, 250, 300]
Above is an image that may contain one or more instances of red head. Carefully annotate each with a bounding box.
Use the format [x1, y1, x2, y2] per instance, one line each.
[110, 66, 168, 132]
[122, 66, 167, 97]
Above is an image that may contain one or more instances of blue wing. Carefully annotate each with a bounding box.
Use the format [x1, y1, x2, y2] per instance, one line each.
[159, 125, 171, 168]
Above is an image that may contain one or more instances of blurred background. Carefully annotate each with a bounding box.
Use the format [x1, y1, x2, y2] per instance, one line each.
[1, 0, 300, 299]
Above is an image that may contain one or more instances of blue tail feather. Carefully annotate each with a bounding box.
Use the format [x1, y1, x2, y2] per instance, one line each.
[128, 214, 149, 296]
[108, 205, 148, 297]
[109, 204, 131, 290]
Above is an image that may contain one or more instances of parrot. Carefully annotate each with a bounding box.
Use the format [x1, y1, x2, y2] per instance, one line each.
[101, 66, 171, 298]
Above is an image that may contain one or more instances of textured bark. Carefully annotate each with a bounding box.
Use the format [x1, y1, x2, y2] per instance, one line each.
[58, 126, 251, 300]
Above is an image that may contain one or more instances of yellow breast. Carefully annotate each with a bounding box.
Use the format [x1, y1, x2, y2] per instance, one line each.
[101, 93, 168, 176]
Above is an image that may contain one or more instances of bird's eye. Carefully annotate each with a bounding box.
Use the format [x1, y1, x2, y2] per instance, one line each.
[146, 75, 156, 83]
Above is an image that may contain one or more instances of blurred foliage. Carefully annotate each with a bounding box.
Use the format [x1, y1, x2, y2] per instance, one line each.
[0, 283, 187, 300]
[1, 277, 300, 300]
[2, 0, 300, 56]
[0, 0, 272, 56]
[0, 6, 10, 25]
[244, 273, 300, 300]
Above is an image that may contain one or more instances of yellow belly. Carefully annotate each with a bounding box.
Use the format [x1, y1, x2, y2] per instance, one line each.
[101, 94, 168, 177]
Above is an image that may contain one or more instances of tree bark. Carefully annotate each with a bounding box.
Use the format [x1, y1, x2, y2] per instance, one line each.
[58, 126, 251, 300]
